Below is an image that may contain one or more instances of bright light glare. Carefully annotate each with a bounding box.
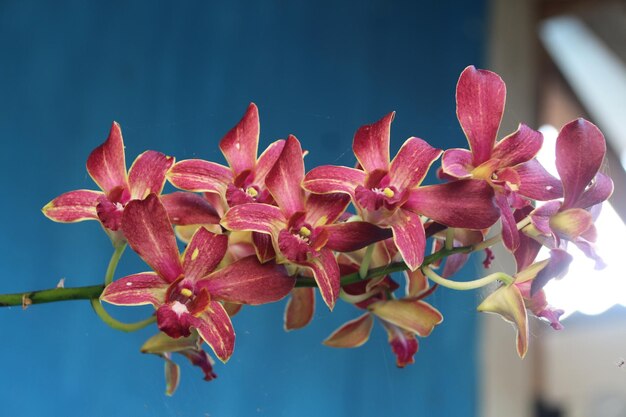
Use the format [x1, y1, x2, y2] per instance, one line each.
[538, 125, 625, 319]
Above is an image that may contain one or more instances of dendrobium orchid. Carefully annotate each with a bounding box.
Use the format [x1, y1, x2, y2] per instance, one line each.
[42, 122, 176, 245]
[100, 194, 295, 361]
[4, 65, 616, 394]
[440, 66, 563, 251]
[304, 112, 501, 271]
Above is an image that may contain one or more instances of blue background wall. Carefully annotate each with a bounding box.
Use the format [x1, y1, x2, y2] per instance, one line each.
[0, 1, 486, 416]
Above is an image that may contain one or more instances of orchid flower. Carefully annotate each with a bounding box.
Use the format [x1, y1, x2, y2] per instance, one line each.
[324, 268, 442, 367]
[222, 135, 389, 309]
[100, 194, 295, 362]
[528, 119, 614, 271]
[439, 66, 562, 251]
[478, 249, 572, 357]
[305, 112, 500, 270]
[141, 331, 217, 396]
[42, 122, 217, 245]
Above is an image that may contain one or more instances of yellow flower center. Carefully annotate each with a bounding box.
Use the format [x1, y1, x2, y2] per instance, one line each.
[299, 226, 312, 237]
[382, 187, 395, 198]
[180, 288, 193, 298]
[246, 187, 258, 197]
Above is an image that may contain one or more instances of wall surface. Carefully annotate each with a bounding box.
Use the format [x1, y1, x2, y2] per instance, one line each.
[0, 1, 486, 416]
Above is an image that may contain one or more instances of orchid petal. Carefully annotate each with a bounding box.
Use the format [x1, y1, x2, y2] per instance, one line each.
[303, 165, 365, 197]
[513, 207, 542, 272]
[86, 122, 128, 194]
[181, 228, 228, 281]
[353, 112, 393, 173]
[556, 119, 606, 209]
[302, 248, 340, 310]
[549, 208, 593, 240]
[390, 209, 426, 271]
[389, 137, 442, 190]
[163, 355, 180, 396]
[126, 151, 175, 200]
[441, 148, 474, 178]
[515, 159, 563, 201]
[200, 256, 294, 304]
[575, 172, 614, 209]
[495, 193, 519, 251]
[252, 231, 276, 263]
[221, 203, 286, 236]
[323, 313, 374, 348]
[122, 194, 183, 282]
[167, 159, 232, 194]
[100, 272, 168, 306]
[192, 301, 235, 363]
[478, 284, 528, 358]
[442, 252, 470, 278]
[530, 200, 561, 236]
[530, 249, 573, 295]
[265, 135, 306, 217]
[305, 193, 350, 226]
[284, 288, 315, 331]
[456, 66, 505, 165]
[381, 322, 419, 368]
[405, 269, 429, 298]
[406, 180, 499, 229]
[160, 192, 220, 226]
[42, 189, 103, 222]
[219, 103, 259, 175]
[369, 299, 443, 337]
[324, 221, 393, 252]
[492, 124, 543, 167]
[253, 140, 286, 186]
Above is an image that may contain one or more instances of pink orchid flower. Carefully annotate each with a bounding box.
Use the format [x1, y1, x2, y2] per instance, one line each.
[440, 66, 563, 251]
[222, 135, 389, 310]
[101, 194, 295, 362]
[324, 268, 442, 368]
[42, 122, 206, 244]
[305, 112, 500, 270]
[529, 119, 614, 270]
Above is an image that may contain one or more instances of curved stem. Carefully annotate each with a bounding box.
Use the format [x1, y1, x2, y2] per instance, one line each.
[359, 244, 375, 279]
[422, 265, 514, 291]
[445, 227, 455, 250]
[90, 299, 156, 332]
[105, 243, 126, 285]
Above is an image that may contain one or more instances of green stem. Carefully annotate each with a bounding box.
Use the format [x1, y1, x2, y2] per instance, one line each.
[105, 243, 126, 285]
[445, 227, 455, 250]
[359, 244, 375, 279]
[422, 265, 514, 291]
[90, 299, 156, 332]
[0, 285, 105, 307]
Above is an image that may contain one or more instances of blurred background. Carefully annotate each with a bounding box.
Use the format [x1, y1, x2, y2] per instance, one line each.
[0, 1, 624, 416]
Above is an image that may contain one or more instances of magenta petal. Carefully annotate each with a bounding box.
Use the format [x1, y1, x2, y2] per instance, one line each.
[200, 256, 294, 304]
[100, 272, 168, 306]
[530, 249, 573, 295]
[42, 189, 103, 222]
[442, 252, 469, 278]
[221, 203, 286, 236]
[381, 322, 419, 368]
[492, 124, 543, 167]
[219, 103, 259, 176]
[556, 119, 606, 209]
[575, 172, 614, 209]
[389, 137, 442, 190]
[182, 228, 228, 281]
[167, 159, 233, 194]
[122, 194, 183, 282]
[530, 200, 561, 236]
[495, 193, 519, 251]
[128, 151, 175, 200]
[406, 180, 499, 229]
[284, 288, 315, 330]
[515, 159, 563, 201]
[254, 139, 286, 185]
[456, 66, 505, 165]
[324, 221, 392, 252]
[305, 193, 351, 225]
[192, 301, 235, 363]
[390, 209, 426, 271]
[353, 112, 393, 173]
[514, 207, 542, 272]
[86, 122, 129, 194]
[303, 165, 365, 196]
[252, 232, 276, 263]
[160, 192, 220, 226]
[265, 135, 306, 217]
[303, 248, 340, 310]
[441, 148, 474, 178]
